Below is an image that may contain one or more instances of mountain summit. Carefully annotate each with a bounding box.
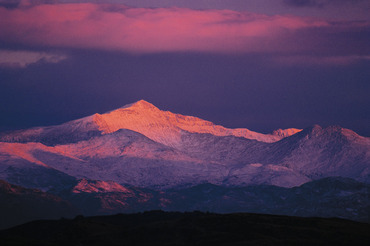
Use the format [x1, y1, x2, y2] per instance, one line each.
[120, 99, 159, 110]
[92, 100, 301, 147]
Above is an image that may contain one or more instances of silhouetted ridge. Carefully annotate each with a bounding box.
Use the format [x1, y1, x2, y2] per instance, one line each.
[0, 211, 369, 245]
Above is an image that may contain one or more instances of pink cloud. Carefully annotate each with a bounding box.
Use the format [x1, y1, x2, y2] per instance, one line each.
[0, 4, 369, 53]
[0, 3, 358, 53]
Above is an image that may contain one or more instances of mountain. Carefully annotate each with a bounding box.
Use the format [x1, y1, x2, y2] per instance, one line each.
[91, 100, 302, 146]
[0, 100, 369, 191]
[269, 125, 370, 182]
[1, 100, 368, 229]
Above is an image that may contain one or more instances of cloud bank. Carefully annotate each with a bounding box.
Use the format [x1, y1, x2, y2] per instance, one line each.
[0, 2, 368, 65]
[0, 50, 67, 68]
[0, 3, 329, 53]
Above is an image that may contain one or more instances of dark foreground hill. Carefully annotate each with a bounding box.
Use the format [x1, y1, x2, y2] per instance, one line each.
[0, 180, 77, 230]
[0, 211, 369, 246]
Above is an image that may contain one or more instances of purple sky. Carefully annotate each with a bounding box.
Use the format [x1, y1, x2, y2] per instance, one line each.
[0, 0, 369, 136]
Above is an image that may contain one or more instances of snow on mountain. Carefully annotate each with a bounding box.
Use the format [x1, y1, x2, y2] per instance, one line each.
[0, 129, 228, 190]
[0, 142, 50, 168]
[92, 100, 301, 147]
[271, 125, 370, 182]
[0, 100, 300, 147]
[0, 116, 101, 146]
[0, 100, 369, 190]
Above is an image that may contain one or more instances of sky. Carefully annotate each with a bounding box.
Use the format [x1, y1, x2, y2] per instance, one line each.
[0, 0, 369, 136]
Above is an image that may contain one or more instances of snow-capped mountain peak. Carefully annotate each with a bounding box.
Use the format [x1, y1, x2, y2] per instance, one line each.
[92, 100, 301, 146]
[0, 100, 301, 147]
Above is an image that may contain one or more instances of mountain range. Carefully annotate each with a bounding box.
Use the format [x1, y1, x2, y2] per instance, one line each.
[0, 100, 369, 228]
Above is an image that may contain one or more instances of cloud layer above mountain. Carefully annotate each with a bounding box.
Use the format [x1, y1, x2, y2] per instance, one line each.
[0, 2, 368, 56]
